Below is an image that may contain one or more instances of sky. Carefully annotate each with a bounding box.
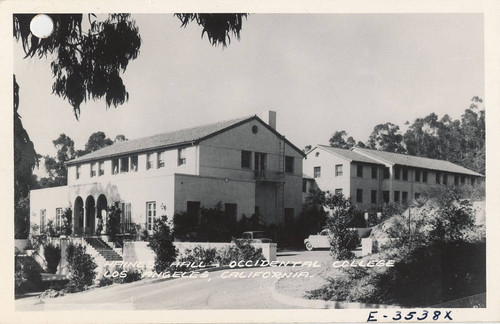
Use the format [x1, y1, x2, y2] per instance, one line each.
[14, 13, 484, 159]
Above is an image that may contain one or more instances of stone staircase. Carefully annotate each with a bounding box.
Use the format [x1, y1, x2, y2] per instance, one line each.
[84, 237, 123, 261]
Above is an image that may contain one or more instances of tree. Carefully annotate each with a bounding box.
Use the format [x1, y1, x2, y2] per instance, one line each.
[148, 216, 178, 273]
[84, 131, 114, 153]
[39, 133, 76, 187]
[367, 122, 407, 153]
[65, 243, 97, 292]
[329, 130, 356, 149]
[114, 134, 128, 142]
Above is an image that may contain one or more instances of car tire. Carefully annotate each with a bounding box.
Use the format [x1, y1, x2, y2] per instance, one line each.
[305, 241, 314, 251]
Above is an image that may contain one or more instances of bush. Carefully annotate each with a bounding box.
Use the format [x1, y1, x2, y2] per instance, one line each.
[148, 216, 178, 272]
[106, 204, 121, 241]
[61, 208, 73, 235]
[217, 240, 265, 265]
[15, 256, 43, 294]
[179, 246, 218, 266]
[65, 243, 97, 292]
[43, 243, 61, 274]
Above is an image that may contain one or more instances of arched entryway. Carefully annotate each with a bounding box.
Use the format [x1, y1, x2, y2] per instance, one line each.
[96, 194, 108, 235]
[85, 196, 96, 234]
[74, 196, 84, 235]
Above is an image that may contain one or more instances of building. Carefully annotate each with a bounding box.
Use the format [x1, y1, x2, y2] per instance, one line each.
[303, 145, 484, 211]
[30, 112, 305, 236]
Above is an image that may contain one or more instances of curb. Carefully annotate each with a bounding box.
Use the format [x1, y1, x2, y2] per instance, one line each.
[270, 278, 399, 309]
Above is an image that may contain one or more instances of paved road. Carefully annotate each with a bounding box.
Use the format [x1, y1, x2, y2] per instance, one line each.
[16, 250, 330, 311]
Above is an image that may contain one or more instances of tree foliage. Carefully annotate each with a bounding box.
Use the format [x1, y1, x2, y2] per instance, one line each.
[65, 243, 97, 292]
[148, 216, 178, 273]
[367, 122, 407, 153]
[329, 130, 356, 149]
[84, 131, 114, 153]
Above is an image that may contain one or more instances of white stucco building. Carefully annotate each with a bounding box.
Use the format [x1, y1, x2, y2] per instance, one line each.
[30, 112, 305, 236]
[303, 145, 484, 211]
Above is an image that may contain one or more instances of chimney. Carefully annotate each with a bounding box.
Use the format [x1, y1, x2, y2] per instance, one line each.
[260, 110, 277, 130]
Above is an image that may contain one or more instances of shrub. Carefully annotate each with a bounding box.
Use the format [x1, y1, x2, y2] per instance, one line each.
[15, 256, 43, 294]
[61, 208, 73, 235]
[179, 246, 218, 266]
[65, 243, 97, 292]
[106, 204, 122, 241]
[148, 216, 178, 272]
[217, 241, 265, 265]
[43, 243, 61, 274]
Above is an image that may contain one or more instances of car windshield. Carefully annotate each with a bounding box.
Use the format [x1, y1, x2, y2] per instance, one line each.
[252, 232, 265, 239]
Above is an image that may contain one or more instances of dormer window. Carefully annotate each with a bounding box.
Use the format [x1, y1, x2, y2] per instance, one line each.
[99, 161, 104, 176]
[147, 153, 154, 170]
[76, 165, 81, 179]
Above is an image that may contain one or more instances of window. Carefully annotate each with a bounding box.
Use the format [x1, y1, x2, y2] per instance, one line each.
[187, 201, 201, 224]
[383, 167, 390, 179]
[335, 188, 343, 196]
[98, 161, 105, 176]
[422, 170, 428, 183]
[56, 208, 63, 230]
[394, 191, 400, 202]
[76, 165, 81, 179]
[90, 163, 96, 177]
[383, 191, 390, 203]
[147, 153, 154, 170]
[415, 169, 421, 182]
[402, 191, 408, 203]
[285, 156, 294, 174]
[454, 174, 459, 185]
[415, 192, 421, 200]
[112, 159, 119, 174]
[178, 148, 186, 166]
[131, 155, 138, 172]
[435, 172, 441, 184]
[335, 164, 343, 177]
[241, 150, 252, 169]
[302, 179, 308, 193]
[471, 177, 475, 186]
[394, 166, 401, 180]
[254, 152, 266, 171]
[460, 175, 465, 185]
[402, 167, 408, 181]
[443, 173, 448, 185]
[40, 209, 46, 231]
[313, 166, 321, 178]
[371, 166, 378, 179]
[120, 157, 129, 173]
[225, 203, 238, 222]
[157, 151, 165, 168]
[356, 189, 363, 203]
[357, 164, 363, 177]
[371, 190, 377, 204]
[146, 202, 156, 231]
[121, 202, 132, 229]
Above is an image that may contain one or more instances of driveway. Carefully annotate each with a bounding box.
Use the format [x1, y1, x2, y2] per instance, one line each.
[16, 249, 331, 311]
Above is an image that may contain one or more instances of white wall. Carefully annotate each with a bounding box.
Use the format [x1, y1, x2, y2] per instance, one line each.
[30, 186, 70, 233]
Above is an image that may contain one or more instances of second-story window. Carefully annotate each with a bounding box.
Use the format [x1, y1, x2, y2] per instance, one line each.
[90, 163, 96, 177]
[241, 150, 252, 169]
[178, 148, 186, 166]
[120, 157, 129, 173]
[415, 169, 421, 182]
[335, 164, 343, 176]
[157, 151, 165, 168]
[402, 167, 408, 181]
[422, 170, 428, 183]
[147, 153, 154, 170]
[112, 159, 119, 174]
[314, 166, 321, 178]
[357, 164, 363, 177]
[98, 161, 104, 176]
[436, 172, 441, 184]
[76, 165, 81, 179]
[285, 156, 294, 174]
[394, 166, 401, 180]
[371, 166, 377, 179]
[131, 155, 138, 172]
[443, 173, 448, 185]
[383, 167, 390, 179]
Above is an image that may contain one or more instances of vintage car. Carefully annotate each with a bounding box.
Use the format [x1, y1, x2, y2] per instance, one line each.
[304, 229, 332, 251]
[237, 231, 273, 243]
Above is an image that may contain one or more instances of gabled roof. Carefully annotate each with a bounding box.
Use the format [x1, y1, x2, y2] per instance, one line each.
[312, 145, 381, 164]
[67, 115, 305, 165]
[352, 147, 483, 177]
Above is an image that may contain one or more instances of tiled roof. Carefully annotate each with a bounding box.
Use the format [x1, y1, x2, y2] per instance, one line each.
[68, 116, 252, 164]
[352, 147, 483, 177]
[68, 115, 306, 165]
[315, 145, 381, 164]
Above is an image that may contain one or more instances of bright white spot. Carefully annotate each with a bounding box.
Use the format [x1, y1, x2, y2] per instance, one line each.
[30, 14, 54, 38]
